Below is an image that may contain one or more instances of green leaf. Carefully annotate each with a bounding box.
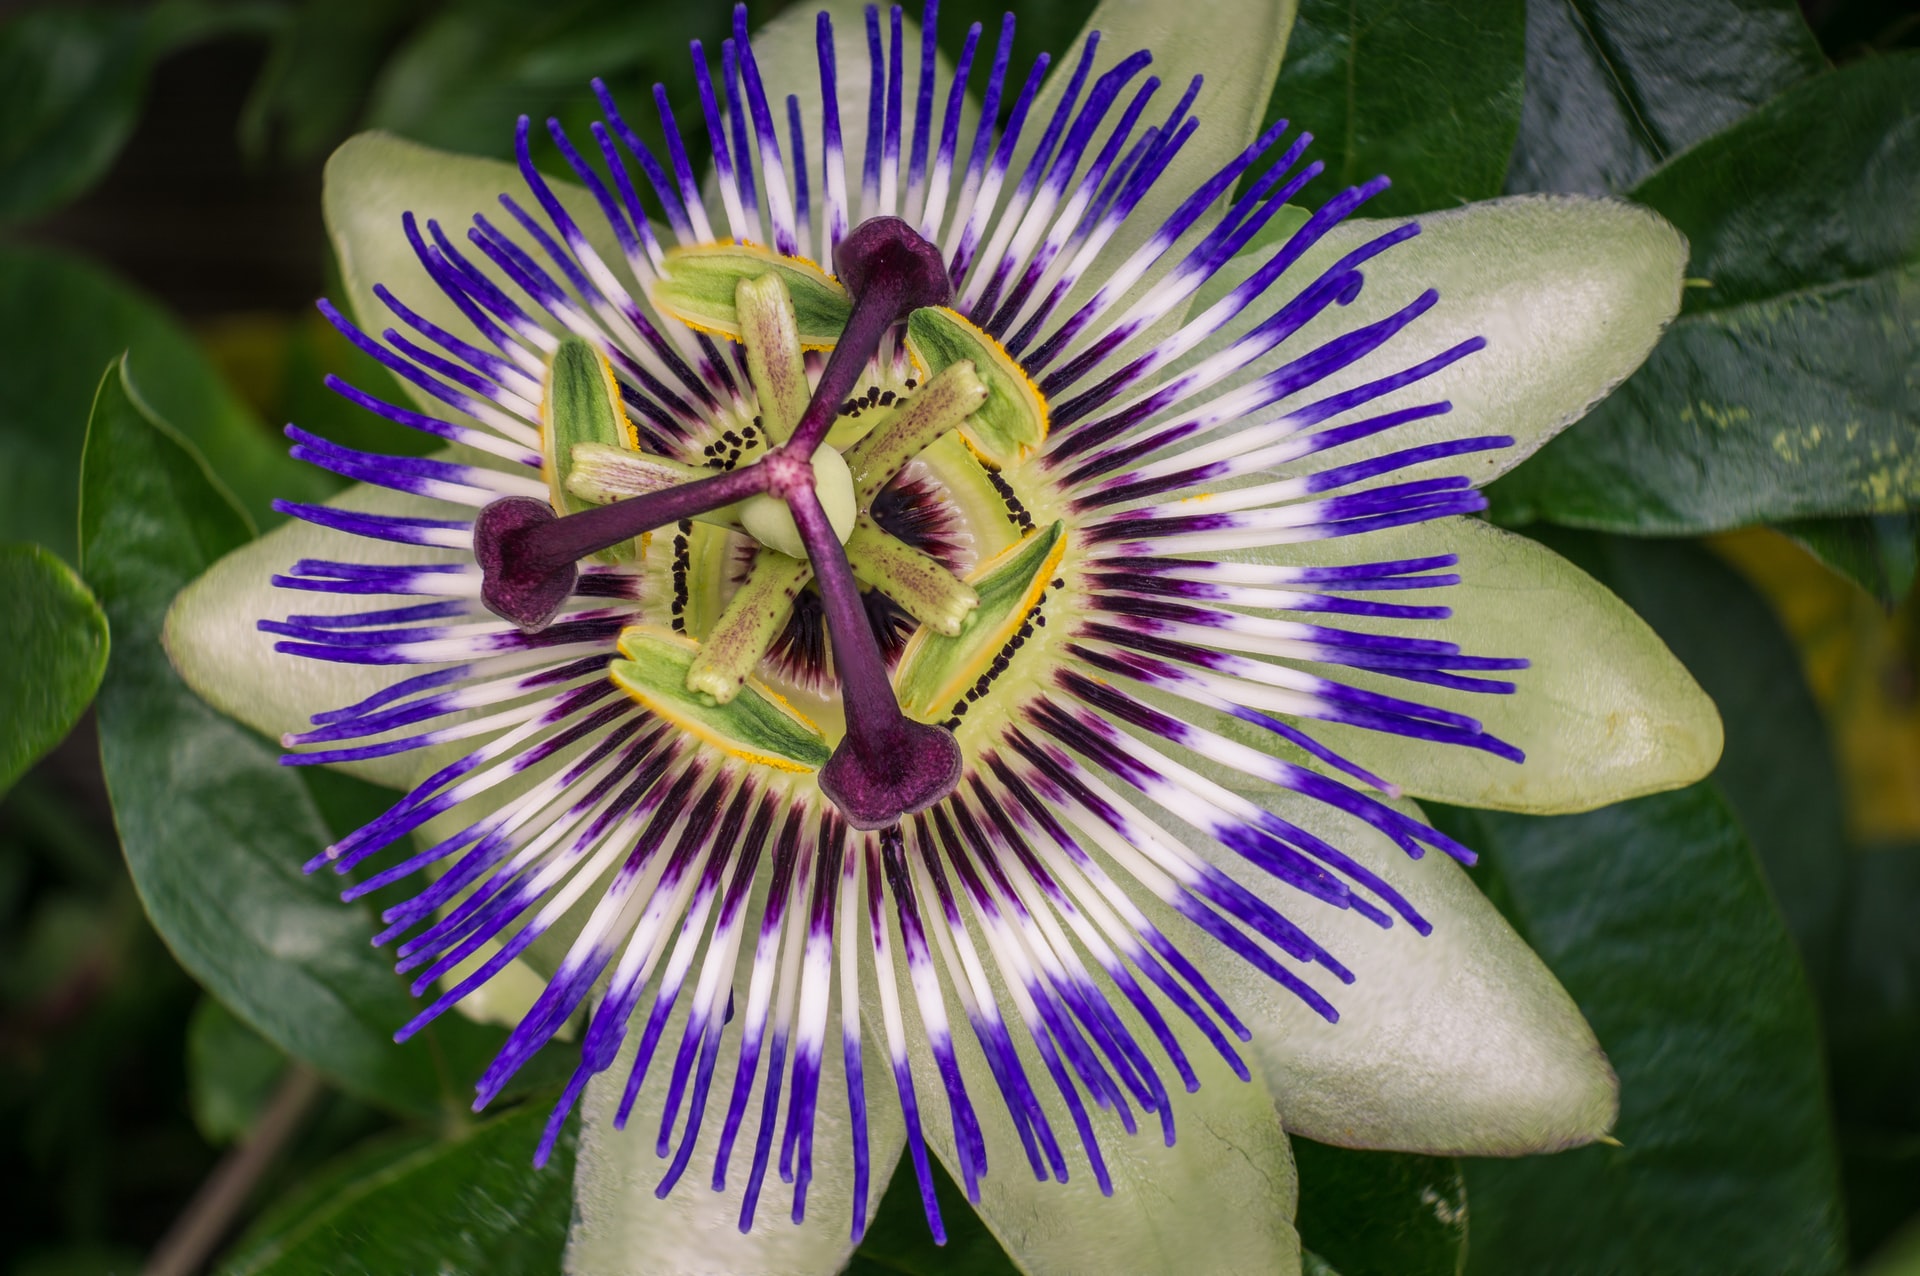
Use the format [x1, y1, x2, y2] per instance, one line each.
[1272, 516, 1721, 813]
[0, 542, 108, 795]
[1292, 1140, 1466, 1276]
[0, 1, 274, 223]
[188, 995, 289, 1144]
[847, 1158, 1019, 1276]
[219, 1102, 574, 1275]
[239, 0, 421, 164]
[1778, 512, 1919, 610]
[1266, 0, 1525, 216]
[1434, 786, 1846, 1276]
[80, 356, 481, 1118]
[362, 4, 722, 162]
[1826, 842, 1920, 1257]
[1532, 531, 1850, 988]
[1505, 0, 1826, 196]
[0, 245, 330, 562]
[1490, 54, 1920, 533]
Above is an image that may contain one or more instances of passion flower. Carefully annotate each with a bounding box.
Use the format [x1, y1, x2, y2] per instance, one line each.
[165, 1, 1723, 1270]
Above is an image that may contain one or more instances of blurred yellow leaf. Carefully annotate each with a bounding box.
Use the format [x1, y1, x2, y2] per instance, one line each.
[1715, 529, 1920, 843]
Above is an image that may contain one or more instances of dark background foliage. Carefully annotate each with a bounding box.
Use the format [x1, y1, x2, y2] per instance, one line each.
[1, 0, 1915, 1272]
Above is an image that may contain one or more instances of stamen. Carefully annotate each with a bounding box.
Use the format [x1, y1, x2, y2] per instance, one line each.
[686, 548, 814, 703]
[843, 517, 978, 636]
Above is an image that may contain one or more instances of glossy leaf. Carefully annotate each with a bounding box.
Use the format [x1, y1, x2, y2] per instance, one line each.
[1491, 55, 1920, 532]
[1292, 1140, 1466, 1276]
[1534, 530, 1850, 988]
[82, 357, 481, 1117]
[847, 1158, 1019, 1276]
[239, 0, 421, 164]
[1778, 512, 1919, 610]
[1188, 195, 1687, 489]
[362, 4, 723, 162]
[1274, 516, 1721, 814]
[1266, 0, 1525, 216]
[1825, 842, 1920, 1257]
[1435, 786, 1847, 1276]
[0, 542, 108, 796]
[187, 995, 288, 1145]
[0, 1, 271, 222]
[0, 245, 330, 562]
[220, 1102, 574, 1275]
[1505, 0, 1825, 196]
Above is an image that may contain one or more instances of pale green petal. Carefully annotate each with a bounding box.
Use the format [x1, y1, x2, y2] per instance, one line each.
[568, 995, 905, 1276]
[162, 482, 465, 788]
[956, 1049, 1300, 1276]
[1250, 515, 1721, 813]
[745, 1, 936, 218]
[1190, 195, 1688, 486]
[1040, 0, 1298, 278]
[324, 131, 616, 414]
[1193, 789, 1617, 1155]
[869, 919, 1301, 1276]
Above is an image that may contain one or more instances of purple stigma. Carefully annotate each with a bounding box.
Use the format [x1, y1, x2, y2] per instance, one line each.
[473, 466, 772, 630]
[476, 215, 962, 827]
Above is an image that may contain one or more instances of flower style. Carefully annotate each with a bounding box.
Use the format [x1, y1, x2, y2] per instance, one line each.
[166, 0, 1723, 1271]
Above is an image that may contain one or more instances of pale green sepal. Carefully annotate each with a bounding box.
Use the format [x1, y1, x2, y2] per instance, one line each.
[738, 445, 857, 559]
[904, 308, 1047, 469]
[1188, 196, 1688, 487]
[1261, 516, 1722, 813]
[612, 627, 829, 772]
[653, 244, 850, 347]
[869, 926, 1302, 1276]
[1190, 789, 1618, 1155]
[324, 132, 623, 418]
[740, 2, 968, 253]
[568, 975, 906, 1276]
[963, 1053, 1300, 1276]
[162, 481, 469, 789]
[1031, 0, 1296, 316]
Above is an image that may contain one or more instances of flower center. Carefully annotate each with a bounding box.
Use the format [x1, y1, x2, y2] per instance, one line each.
[474, 216, 1024, 830]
